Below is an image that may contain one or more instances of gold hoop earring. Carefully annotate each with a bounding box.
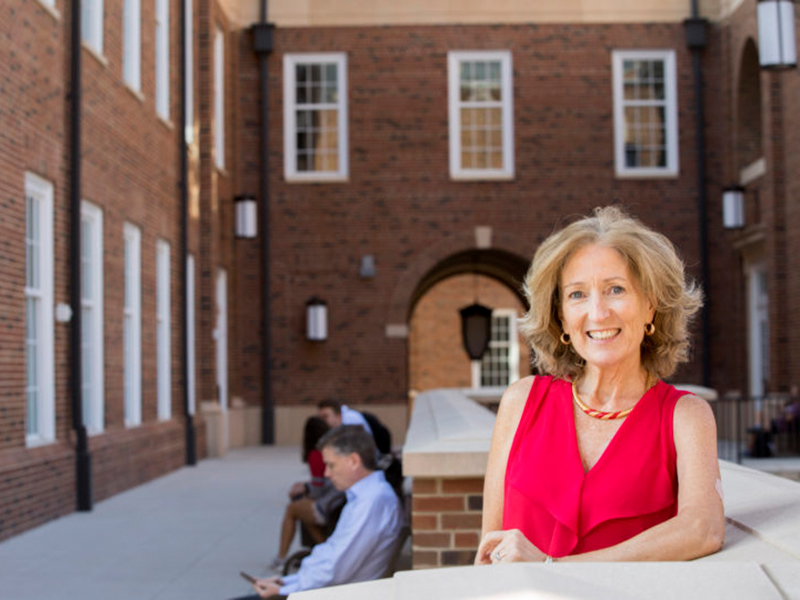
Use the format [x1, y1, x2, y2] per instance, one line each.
[644, 322, 656, 336]
[560, 332, 571, 345]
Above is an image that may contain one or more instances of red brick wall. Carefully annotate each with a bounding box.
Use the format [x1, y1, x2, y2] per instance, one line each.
[409, 274, 531, 393]
[0, 0, 217, 541]
[255, 22, 707, 414]
[412, 477, 484, 568]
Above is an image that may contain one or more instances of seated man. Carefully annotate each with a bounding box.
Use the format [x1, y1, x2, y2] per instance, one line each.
[317, 399, 374, 439]
[243, 426, 403, 599]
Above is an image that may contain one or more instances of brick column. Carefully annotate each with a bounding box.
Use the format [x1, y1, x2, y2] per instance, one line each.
[411, 477, 484, 568]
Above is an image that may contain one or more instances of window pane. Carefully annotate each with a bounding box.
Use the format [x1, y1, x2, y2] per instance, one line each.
[81, 306, 93, 428]
[81, 220, 92, 300]
[26, 297, 39, 435]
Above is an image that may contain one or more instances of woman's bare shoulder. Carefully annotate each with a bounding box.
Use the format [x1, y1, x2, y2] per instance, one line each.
[673, 393, 717, 442]
[674, 393, 715, 423]
[496, 376, 535, 425]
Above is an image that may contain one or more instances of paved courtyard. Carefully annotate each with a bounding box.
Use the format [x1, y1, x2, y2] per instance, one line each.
[0, 446, 307, 600]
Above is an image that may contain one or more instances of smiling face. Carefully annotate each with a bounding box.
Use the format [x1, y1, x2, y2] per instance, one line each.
[559, 244, 655, 375]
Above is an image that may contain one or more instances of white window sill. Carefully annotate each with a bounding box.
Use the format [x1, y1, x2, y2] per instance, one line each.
[82, 41, 108, 68]
[25, 435, 56, 449]
[124, 83, 145, 103]
[285, 173, 350, 184]
[614, 168, 679, 180]
[450, 171, 515, 182]
[36, 0, 61, 22]
[158, 115, 174, 131]
[739, 157, 766, 186]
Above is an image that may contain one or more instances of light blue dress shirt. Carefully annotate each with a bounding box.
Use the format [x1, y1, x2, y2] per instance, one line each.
[279, 470, 402, 595]
[340, 405, 374, 438]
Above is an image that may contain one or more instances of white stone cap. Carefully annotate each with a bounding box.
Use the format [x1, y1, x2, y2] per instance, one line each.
[289, 578, 393, 600]
[402, 388, 496, 478]
[290, 562, 783, 599]
[673, 383, 719, 401]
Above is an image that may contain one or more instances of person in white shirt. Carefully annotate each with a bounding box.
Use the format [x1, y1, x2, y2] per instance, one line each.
[317, 399, 373, 438]
[242, 426, 403, 599]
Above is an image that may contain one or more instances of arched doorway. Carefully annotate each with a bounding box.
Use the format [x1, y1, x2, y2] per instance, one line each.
[407, 249, 531, 395]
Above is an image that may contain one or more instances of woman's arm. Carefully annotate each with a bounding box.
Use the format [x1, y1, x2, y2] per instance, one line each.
[560, 394, 725, 562]
[475, 377, 533, 564]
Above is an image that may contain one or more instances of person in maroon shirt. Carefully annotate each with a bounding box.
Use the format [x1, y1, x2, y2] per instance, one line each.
[477, 206, 724, 565]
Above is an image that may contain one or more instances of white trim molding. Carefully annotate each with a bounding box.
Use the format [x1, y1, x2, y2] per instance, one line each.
[156, 239, 171, 420]
[612, 49, 679, 178]
[448, 50, 515, 181]
[283, 52, 349, 182]
[80, 200, 105, 434]
[123, 222, 142, 427]
[24, 172, 55, 447]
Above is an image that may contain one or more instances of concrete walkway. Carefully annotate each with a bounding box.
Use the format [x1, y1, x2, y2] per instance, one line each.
[0, 446, 308, 600]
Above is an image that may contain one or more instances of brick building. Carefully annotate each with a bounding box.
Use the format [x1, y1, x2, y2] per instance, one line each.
[1, 0, 798, 541]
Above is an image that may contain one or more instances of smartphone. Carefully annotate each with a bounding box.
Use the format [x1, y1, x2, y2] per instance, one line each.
[240, 571, 257, 584]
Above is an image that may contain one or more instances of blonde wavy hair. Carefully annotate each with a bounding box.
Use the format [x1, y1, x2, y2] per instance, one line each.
[519, 206, 703, 380]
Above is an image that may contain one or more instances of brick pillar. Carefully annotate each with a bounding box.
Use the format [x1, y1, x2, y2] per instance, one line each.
[411, 477, 484, 568]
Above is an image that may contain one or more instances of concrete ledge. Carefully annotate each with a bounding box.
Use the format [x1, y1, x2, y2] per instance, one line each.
[402, 389, 495, 478]
[293, 387, 800, 599]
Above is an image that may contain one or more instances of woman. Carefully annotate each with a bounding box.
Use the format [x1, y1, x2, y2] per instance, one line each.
[476, 206, 724, 565]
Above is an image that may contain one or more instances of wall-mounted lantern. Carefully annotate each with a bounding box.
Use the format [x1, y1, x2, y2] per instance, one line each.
[722, 185, 746, 229]
[758, 0, 797, 69]
[234, 195, 258, 238]
[460, 303, 493, 360]
[359, 255, 376, 279]
[306, 297, 328, 341]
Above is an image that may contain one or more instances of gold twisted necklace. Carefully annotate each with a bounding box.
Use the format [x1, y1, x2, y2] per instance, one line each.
[571, 375, 655, 421]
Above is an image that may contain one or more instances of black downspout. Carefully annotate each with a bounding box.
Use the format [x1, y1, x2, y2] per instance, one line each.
[253, 1, 275, 444]
[685, 4, 710, 387]
[180, 0, 197, 465]
[70, 0, 92, 510]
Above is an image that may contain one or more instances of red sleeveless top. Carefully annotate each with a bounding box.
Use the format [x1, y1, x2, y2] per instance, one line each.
[503, 376, 685, 557]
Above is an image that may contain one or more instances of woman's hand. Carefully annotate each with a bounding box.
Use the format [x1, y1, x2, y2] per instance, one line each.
[289, 481, 307, 499]
[475, 529, 547, 565]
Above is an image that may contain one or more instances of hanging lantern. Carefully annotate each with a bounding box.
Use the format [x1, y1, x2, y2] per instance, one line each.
[757, 0, 797, 70]
[460, 303, 493, 360]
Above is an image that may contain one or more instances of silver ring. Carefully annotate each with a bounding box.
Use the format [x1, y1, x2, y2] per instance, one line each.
[492, 550, 503, 562]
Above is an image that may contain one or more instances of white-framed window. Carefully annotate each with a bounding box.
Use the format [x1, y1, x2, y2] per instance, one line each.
[25, 173, 55, 446]
[213, 27, 225, 169]
[612, 50, 679, 177]
[186, 254, 196, 415]
[184, 0, 194, 143]
[123, 223, 141, 427]
[122, 0, 141, 91]
[156, 239, 171, 420]
[82, 0, 104, 55]
[81, 201, 104, 434]
[447, 50, 514, 180]
[155, 0, 169, 119]
[283, 53, 349, 182]
[472, 309, 520, 388]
